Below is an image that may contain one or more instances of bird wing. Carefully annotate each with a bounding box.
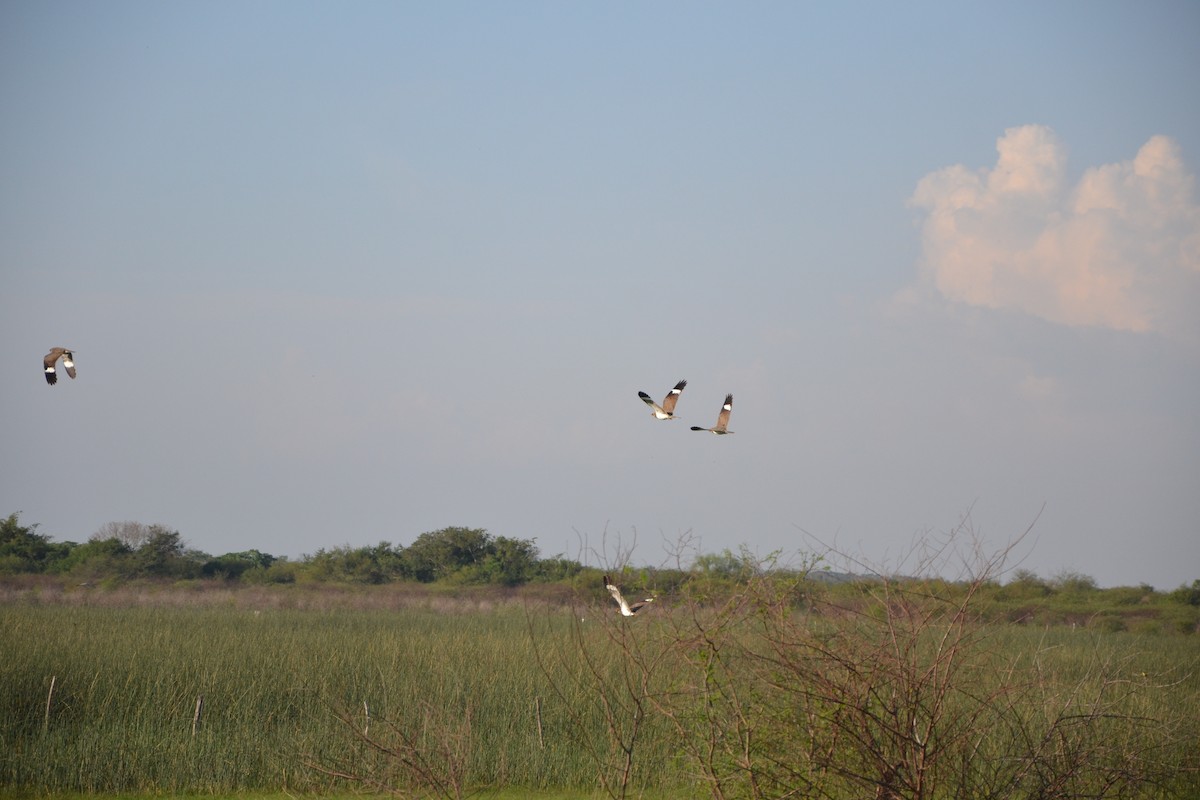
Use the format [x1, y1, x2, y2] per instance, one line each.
[638, 392, 666, 415]
[63, 351, 76, 379]
[714, 394, 733, 432]
[605, 576, 632, 615]
[660, 379, 686, 414]
[43, 349, 61, 384]
[628, 598, 655, 614]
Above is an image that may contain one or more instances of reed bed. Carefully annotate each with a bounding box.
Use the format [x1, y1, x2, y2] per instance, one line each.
[0, 602, 679, 795]
[2, 593, 1197, 798]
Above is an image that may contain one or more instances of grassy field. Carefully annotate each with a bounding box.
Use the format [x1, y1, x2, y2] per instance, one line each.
[0, 602, 651, 795]
[0, 582, 705, 797]
[2, 582, 1198, 798]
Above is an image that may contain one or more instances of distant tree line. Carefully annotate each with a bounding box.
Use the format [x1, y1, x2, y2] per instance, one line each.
[3, 512, 1200, 612]
[0, 513, 581, 587]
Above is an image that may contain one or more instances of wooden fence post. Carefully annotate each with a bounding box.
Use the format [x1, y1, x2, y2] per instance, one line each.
[535, 696, 545, 750]
[192, 695, 204, 736]
[43, 675, 57, 734]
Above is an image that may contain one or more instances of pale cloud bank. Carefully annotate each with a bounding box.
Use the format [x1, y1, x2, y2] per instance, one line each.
[910, 125, 1200, 337]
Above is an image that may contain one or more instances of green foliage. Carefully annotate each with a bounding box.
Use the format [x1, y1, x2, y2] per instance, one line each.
[201, 549, 278, 580]
[400, 527, 543, 586]
[1000, 567, 1052, 599]
[131, 526, 201, 578]
[3, 513, 1198, 626]
[1169, 579, 1200, 607]
[1051, 568, 1099, 594]
[404, 526, 493, 582]
[692, 547, 757, 579]
[303, 542, 406, 584]
[486, 535, 540, 586]
[531, 556, 585, 582]
[1105, 584, 1154, 606]
[0, 513, 71, 574]
[50, 536, 133, 579]
[0, 515, 565, 589]
[252, 558, 301, 584]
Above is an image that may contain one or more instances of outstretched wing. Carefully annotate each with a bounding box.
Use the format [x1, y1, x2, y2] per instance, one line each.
[713, 394, 733, 432]
[604, 574, 632, 615]
[660, 379, 687, 415]
[638, 391, 666, 415]
[627, 598, 655, 614]
[43, 349, 62, 385]
[63, 351, 76, 379]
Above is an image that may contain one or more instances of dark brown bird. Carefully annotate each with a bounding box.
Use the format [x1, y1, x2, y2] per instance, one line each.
[690, 394, 733, 434]
[43, 348, 76, 386]
[638, 379, 687, 420]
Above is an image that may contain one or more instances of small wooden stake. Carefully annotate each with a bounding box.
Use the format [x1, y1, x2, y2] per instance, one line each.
[43, 675, 57, 734]
[363, 700, 370, 735]
[192, 695, 204, 736]
[535, 696, 544, 750]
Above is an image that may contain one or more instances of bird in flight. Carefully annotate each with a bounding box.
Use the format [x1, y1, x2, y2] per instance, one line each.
[691, 394, 733, 434]
[43, 348, 76, 386]
[604, 574, 655, 616]
[638, 379, 687, 420]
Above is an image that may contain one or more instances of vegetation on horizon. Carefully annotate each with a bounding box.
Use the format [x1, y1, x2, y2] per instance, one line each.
[3, 528, 1199, 799]
[3, 513, 1200, 797]
[0, 512, 572, 587]
[2, 511, 1199, 638]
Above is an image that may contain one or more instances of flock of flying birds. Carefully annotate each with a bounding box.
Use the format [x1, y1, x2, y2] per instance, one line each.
[44, 354, 731, 431]
[42, 355, 734, 435]
[638, 379, 733, 434]
[612, 378, 736, 615]
[40, 351, 698, 616]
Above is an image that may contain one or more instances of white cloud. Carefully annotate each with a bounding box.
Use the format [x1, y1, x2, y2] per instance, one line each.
[910, 125, 1200, 336]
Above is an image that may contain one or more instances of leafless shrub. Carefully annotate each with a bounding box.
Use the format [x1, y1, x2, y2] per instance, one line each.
[527, 529, 681, 800]
[536, 513, 1191, 799]
[307, 699, 475, 799]
[528, 595, 677, 799]
[93, 520, 154, 548]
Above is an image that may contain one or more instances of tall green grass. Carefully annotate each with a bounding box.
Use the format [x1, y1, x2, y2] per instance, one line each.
[0, 602, 681, 795]
[2, 593, 1197, 797]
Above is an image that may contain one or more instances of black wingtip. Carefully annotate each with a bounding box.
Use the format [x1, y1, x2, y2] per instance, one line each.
[690, 426, 705, 431]
[45, 371, 57, 385]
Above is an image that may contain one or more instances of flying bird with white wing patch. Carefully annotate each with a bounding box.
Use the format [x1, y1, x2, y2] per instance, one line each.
[691, 393, 733, 434]
[43, 348, 76, 386]
[604, 574, 655, 616]
[638, 379, 687, 420]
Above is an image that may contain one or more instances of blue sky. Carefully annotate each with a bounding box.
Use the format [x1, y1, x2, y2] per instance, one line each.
[3, 2, 1198, 588]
